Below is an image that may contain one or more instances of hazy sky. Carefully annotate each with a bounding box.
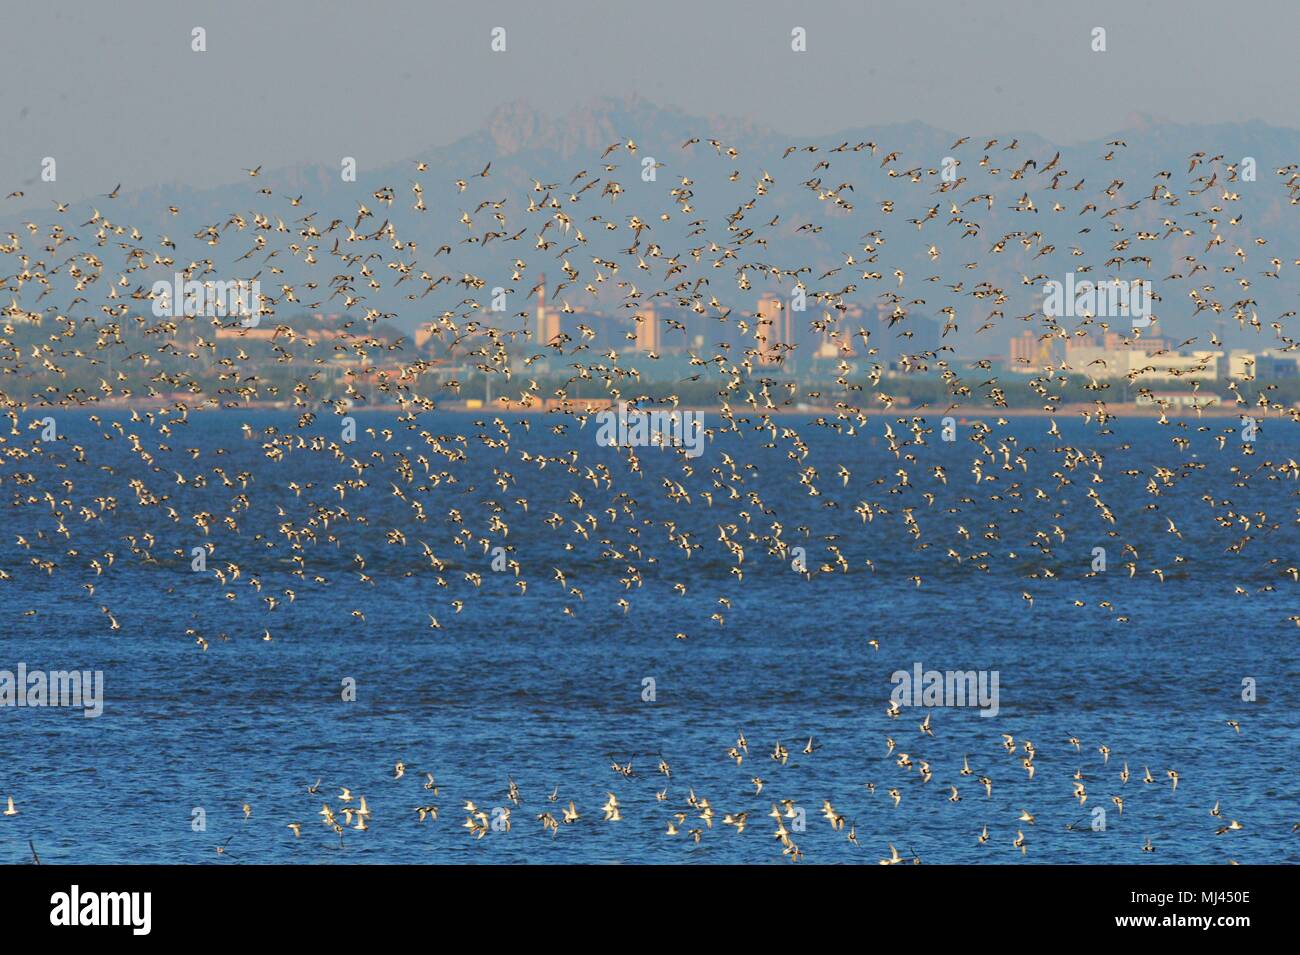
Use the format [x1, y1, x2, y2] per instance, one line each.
[2, 0, 1297, 203]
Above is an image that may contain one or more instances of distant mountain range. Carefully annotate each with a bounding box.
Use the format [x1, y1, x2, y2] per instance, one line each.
[5, 96, 1297, 356]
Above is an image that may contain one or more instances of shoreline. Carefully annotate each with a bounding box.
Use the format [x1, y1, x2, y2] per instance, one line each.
[10, 397, 1289, 419]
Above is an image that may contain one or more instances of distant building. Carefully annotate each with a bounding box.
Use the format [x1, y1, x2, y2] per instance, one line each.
[1099, 332, 1168, 352]
[413, 320, 443, 351]
[633, 305, 660, 353]
[828, 301, 894, 362]
[534, 275, 561, 346]
[756, 294, 791, 365]
[1067, 345, 1218, 382]
[1136, 391, 1221, 408]
[1009, 330, 1053, 372]
[213, 312, 347, 343]
[1064, 331, 1168, 356]
[1261, 350, 1300, 378]
[213, 325, 278, 341]
[1227, 349, 1300, 379]
[814, 328, 843, 360]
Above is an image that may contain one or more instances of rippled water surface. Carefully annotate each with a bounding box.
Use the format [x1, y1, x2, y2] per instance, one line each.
[2, 411, 1296, 863]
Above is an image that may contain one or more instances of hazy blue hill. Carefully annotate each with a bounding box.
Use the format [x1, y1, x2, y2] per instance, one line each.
[5, 97, 1296, 352]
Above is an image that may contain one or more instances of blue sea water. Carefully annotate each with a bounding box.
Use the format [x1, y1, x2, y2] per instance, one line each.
[1, 410, 1296, 864]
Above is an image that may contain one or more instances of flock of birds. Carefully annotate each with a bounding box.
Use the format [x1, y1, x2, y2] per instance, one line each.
[182, 724, 1261, 864]
[1, 117, 1297, 862]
